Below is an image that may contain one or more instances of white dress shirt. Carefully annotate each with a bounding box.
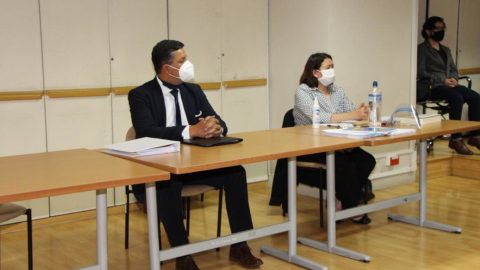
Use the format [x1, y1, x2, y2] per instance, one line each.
[156, 77, 191, 139]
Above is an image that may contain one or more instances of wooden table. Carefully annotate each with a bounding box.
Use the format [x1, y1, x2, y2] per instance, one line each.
[271, 120, 480, 263]
[111, 130, 364, 270]
[0, 149, 169, 270]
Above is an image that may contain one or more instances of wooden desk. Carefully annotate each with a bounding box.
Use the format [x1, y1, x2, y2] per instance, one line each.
[271, 120, 480, 263]
[0, 149, 169, 270]
[111, 130, 364, 270]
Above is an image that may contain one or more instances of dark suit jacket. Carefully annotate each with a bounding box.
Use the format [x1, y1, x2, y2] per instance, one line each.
[128, 77, 228, 142]
[417, 40, 459, 88]
[128, 77, 228, 202]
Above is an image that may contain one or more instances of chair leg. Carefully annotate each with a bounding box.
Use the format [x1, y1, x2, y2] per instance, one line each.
[319, 171, 324, 228]
[158, 220, 162, 251]
[125, 186, 130, 249]
[364, 178, 368, 206]
[186, 197, 191, 237]
[216, 188, 223, 252]
[182, 198, 186, 220]
[26, 209, 33, 270]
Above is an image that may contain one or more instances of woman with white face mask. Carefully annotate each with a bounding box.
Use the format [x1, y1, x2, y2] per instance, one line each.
[292, 53, 376, 224]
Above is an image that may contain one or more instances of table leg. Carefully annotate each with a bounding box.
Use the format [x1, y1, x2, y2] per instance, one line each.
[298, 151, 371, 262]
[261, 157, 328, 270]
[97, 189, 108, 270]
[145, 182, 161, 270]
[387, 139, 461, 233]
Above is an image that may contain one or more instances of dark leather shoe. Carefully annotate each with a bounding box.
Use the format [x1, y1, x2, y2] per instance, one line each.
[467, 136, 480, 150]
[229, 243, 263, 268]
[176, 256, 200, 270]
[449, 139, 474, 155]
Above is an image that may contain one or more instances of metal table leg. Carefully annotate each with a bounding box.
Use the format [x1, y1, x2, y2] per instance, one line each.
[388, 139, 461, 233]
[261, 157, 328, 270]
[298, 151, 370, 262]
[145, 182, 161, 270]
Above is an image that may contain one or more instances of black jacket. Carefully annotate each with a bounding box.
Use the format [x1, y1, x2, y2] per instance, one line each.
[127, 77, 228, 201]
[128, 77, 227, 142]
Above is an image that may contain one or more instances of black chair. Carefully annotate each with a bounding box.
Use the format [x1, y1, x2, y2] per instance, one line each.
[281, 109, 326, 228]
[417, 76, 472, 153]
[0, 204, 33, 270]
[123, 127, 223, 251]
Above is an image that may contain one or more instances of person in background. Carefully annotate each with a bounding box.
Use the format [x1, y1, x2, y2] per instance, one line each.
[293, 52, 376, 224]
[418, 16, 480, 155]
[128, 40, 263, 270]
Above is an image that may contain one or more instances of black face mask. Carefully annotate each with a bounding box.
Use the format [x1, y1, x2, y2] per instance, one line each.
[430, 30, 445, 42]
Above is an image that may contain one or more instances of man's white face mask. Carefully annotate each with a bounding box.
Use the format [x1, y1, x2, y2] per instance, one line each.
[317, 68, 335, 86]
[167, 60, 195, 82]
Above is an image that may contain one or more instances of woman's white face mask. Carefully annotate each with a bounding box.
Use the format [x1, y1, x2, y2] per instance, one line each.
[316, 69, 335, 86]
[167, 60, 195, 82]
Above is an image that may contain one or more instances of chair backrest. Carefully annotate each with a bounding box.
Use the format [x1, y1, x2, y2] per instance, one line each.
[125, 127, 136, 141]
[282, 109, 295, 128]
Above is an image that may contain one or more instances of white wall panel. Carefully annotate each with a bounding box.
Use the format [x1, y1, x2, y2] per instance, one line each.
[109, 0, 168, 205]
[40, 0, 114, 213]
[0, 0, 49, 220]
[49, 189, 115, 216]
[269, 0, 329, 130]
[220, 0, 268, 183]
[169, 0, 223, 113]
[458, 0, 480, 69]
[0, 0, 43, 91]
[220, 0, 267, 81]
[429, 0, 459, 57]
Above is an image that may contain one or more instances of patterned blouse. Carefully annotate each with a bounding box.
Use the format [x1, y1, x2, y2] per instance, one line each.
[293, 83, 356, 126]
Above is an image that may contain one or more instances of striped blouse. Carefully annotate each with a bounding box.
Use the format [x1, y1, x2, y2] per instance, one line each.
[293, 83, 356, 126]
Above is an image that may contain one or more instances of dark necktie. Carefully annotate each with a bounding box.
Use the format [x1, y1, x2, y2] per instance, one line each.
[170, 89, 182, 126]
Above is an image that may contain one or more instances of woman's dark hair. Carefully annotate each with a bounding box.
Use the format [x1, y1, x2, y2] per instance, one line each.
[421, 16, 445, 40]
[299, 53, 332, 88]
[152, 40, 184, 74]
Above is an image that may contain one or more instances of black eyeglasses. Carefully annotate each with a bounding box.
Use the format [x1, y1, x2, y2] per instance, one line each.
[433, 26, 447, 32]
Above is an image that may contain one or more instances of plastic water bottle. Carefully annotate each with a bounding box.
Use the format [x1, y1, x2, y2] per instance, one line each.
[369, 81, 382, 127]
[312, 96, 321, 128]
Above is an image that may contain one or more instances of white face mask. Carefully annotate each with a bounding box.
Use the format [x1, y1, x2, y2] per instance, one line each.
[317, 69, 335, 86]
[167, 60, 195, 82]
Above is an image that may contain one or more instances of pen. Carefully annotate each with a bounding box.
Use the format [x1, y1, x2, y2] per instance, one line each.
[327, 125, 341, 129]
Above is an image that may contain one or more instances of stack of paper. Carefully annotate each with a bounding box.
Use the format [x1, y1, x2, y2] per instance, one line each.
[103, 137, 180, 157]
[323, 127, 415, 139]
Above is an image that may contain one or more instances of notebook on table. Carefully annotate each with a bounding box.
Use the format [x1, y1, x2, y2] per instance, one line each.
[182, 136, 243, 147]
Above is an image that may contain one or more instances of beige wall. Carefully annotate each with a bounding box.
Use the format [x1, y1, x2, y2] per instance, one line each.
[269, 0, 418, 190]
[270, 0, 415, 145]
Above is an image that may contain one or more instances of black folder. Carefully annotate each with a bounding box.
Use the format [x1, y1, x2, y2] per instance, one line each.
[182, 136, 243, 147]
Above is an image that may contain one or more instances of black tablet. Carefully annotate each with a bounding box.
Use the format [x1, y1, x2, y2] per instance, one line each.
[182, 136, 243, 147]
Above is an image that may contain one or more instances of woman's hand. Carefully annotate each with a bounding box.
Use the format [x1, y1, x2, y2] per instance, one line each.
[352, 103, 369, 120]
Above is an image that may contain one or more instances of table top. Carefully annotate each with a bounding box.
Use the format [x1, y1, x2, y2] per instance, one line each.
[270, 120, 480, 146]
[0, 149, 170, 204]
[109, 130, 364, 174]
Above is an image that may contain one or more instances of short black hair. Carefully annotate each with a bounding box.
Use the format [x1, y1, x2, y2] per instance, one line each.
[299, 53, 333, 88]
[421, 16, 445, 40]
[151, 40, 184, 74]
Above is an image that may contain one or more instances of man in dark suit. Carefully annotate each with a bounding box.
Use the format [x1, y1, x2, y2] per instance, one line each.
[128, 40, 263, 270]
[418, 16, 480, 155]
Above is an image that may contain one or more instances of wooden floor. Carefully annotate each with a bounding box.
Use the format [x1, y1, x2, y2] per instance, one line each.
[2, 140, 480, 270]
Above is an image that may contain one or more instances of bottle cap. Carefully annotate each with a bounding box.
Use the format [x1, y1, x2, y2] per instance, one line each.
[314, 96, 319, 105]
[373, 81, 378, 87]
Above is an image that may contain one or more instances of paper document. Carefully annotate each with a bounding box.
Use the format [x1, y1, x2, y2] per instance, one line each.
[319, 123, 354, 128]
[323, 127, 406, 139]
[103, 137, 180, 157]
